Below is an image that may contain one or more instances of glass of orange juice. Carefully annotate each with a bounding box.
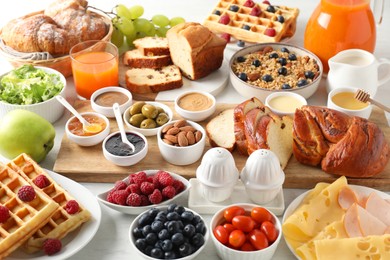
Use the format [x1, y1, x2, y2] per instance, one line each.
[70, 40, 119, 99]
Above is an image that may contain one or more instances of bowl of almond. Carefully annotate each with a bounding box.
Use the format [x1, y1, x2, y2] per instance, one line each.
[157, 119, 206, 166]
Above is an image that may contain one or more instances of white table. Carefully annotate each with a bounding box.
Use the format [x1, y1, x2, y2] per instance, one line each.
[0, 0, 389, 259]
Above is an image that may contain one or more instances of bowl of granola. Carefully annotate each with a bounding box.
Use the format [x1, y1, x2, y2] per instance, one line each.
[230, 43, 323, 102]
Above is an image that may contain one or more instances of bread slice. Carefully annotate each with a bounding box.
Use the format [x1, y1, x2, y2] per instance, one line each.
[206, 109, 235, 151]
[125, 65, 183, 94]
[133, 36, 170, 56]
[123, 49, 172, 69]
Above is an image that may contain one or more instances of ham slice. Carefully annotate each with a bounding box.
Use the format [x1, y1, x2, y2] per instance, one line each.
[365, 192, 390, 226]
[356, 204, 387, 236]
[338, 186, 359, 210]
[344, 203, 363, 238]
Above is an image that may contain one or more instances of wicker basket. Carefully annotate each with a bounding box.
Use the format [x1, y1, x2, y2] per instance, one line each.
[0, 10, 113, 78]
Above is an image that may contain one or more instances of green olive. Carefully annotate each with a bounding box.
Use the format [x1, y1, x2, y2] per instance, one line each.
[129, 113, 146, 128]
[141, 104, 158, 119]
[156, 107, 165, 114]
[129, 101, 146, 116]
[140, 118, 157, 129]
[156, 113, 169, 126]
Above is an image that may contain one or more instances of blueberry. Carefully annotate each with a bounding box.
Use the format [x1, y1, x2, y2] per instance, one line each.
[132, 227, 144, 238]
[150, 247, 164, 258]
[167, 212, 180, 221]
[167, 221, 181, 234]
[135, 238, 147, 250]
[236, 56, 246, 63]
[195, 222, 206, 235]
[229, 5, 239, 12]
[269, 52, 279, 59]
[174, 205, 185, 215]
[177, 220, 184, 230]
[191, 233, 205, 247]
[266, 5, 276, 13]
[164, 251, 177, 259]
[214, 10, 221, 15]
[192, 215, 202, 225]
[237, 40, 245, 47]
[277, 15, 285, 23]
[158, 229, 170, 240]
[281, 47, 290, 53]
[179, 242, 192, 257]
[172, 233, 185, 246]
[145, 232, 158, 245]
[142, 225, 153, 237]
[181, 211, 194, 222]
[138, 213, 154, 227]
[305, 71, 315, 79]
[282, 83, 292, 89]
[144, 245, 154, 256]
[242, 24, 251, 30]
[167, 204, 177, 213]
[238, 72, 248, 82]
[297, 79, 308, 87]
[252, 59, 261, 67]
[155, 212, 167, 223]
[161, 239, 173, 252]
[151, 221, 164, 233]
[288, 53, 297, 60]
[278, 67, 288, 76]
[278, 57, 287, 66]
[147, 208, 160, 219]
[262, 74, 274, 82]
[155, 240, 163, 249]
[183, 224, 196, 237]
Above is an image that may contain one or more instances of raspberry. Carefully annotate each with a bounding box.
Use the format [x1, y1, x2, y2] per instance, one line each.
[220, 33, 231, 43]
[243, 0, 255, 7]
[264, 28, 276, 37]
[250, 6, 262, 16]
[172, 179, 185, 193]
[148, 189, 162, 204]
[140, 182, 155, 195]
[114, 180, 128, 191]
[158, 171, 173, 187]
[162, 186, 176, 199]
[18, 185, 36, 202]
[219, 14, 230, 25]
[146, 176, 154, 183]
[106, 190, 115, 203]
[43, 238, 62, 255]
[128, 174, 135, 184]
[111, 190, 129, 205]
[140, 195, 150, 206]
[126, 193, 141, 206]
[263, 0, 271, 4]
[126, 183, 141, 194]
[0, 205, 10, 223]
[132, 171, 147, 186]
[65, 200, 79, 214]
[33, 175, 50, 189]
[152, 174, 162, 189]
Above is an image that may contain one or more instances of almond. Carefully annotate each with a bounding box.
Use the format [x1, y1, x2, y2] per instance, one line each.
[177, 132, 188, 147]
[163, 138, 173, 145]
[164, 134, 178, 144]
[167, 127, 180, 135]
[186, 131, 195, 145]
[180, 126, 196, 132]
[174, 119, 187, 128]
[195, 131, 203, 142]
[162, 124, 173, 134]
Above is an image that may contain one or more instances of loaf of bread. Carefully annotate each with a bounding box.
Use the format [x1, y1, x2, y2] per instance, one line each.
[293, 106, 390, 177]
[166, 22, 226, 80]
[0, 0, 108, 56]
[123, 49, 172, 69]
[133, 36, 170, 56]
[206, 109, 236, 152]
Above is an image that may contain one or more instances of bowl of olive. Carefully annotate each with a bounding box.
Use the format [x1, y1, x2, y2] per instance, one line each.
[123, 101, 173, 136]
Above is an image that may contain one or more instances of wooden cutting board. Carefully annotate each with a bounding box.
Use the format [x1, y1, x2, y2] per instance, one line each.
[53, 100, 390, 191]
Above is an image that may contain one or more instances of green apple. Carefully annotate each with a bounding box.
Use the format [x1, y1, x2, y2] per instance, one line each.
[0, 109, 55, 162]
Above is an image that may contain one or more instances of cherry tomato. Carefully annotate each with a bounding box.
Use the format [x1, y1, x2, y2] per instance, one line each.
[224, 206, 246, 222]
[223, 223, 236, 234]
[228, 229, 246, 248]
[232, 215, 255, 233]
[249, 229, 269, 250]
[251, 207, 273, 224]
[240, 242, 255, 251]
[261, 221, 278, 242]
[213, 225, 229, 245]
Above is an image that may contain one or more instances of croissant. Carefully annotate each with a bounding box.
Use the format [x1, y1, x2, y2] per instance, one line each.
[293, 106, 390, 177]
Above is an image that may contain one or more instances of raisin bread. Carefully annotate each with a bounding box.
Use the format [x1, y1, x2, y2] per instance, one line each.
[206, 109, 235, 151]
[133, 36, 170, 56]
[123, 49, 172, 69]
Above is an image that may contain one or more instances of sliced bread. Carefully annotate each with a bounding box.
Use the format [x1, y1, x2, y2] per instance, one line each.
[125, 65, 183, 94]
[123, 49, 172, 69]
[133, 36, 170, 56]
[206, 109, 235, 152]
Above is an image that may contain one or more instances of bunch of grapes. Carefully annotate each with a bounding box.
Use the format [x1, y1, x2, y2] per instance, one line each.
[111, 4, 185, 48]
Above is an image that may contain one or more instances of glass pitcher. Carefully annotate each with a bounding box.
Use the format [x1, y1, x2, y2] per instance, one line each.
[304, 0, 384, 73]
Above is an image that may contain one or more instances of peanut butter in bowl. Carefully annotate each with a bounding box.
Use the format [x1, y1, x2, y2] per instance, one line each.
[175, 91, 216, 122]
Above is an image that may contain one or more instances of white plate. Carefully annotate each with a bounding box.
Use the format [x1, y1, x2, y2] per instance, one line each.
[188, 178, 285, 216]
[8, 169, 101, 260]
[226, 36, 292, 52]
[282, 184, 390, 259]
[96, 170, 191, 215]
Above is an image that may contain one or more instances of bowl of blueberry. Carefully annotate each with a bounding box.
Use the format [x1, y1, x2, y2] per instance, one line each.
[229, 43, 323, 102]
[129, 204, 209, 259]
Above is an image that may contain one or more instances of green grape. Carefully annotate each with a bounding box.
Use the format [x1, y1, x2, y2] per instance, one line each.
[135, 31, 148, 39]
[170, 17, 186, 27]
[115, 4, 132, 20]
[156, 27, 169, 37]
[128, 5, 144, 19]
[134, 18, 154, 33]
[126, 34, 137, 48]
[145, 26, 156, 37]
[151, 15, 170, 27]
[111, 26, 124, 48]
[115, 17, 136, 38]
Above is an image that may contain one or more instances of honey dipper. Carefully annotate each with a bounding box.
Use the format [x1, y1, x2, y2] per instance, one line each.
[354, 89, 390, 113]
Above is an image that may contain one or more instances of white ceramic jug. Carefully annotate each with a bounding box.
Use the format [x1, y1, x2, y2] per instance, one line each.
[326, 49, 390, 96]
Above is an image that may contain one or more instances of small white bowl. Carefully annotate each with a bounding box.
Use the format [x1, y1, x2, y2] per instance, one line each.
[129, 205, 209, 260]
[327, 87, 372, 119]
[0, 66, 67, 123]
[157, 120, 206, 166]
[210, 203, 282, 260]
[96, 169, 191, 214]
[65, 112, 110, 146]
[123, 101, 173, 136]
[90, 86, 133, 118]
[102, 130, 148, 166]
[265, 92, 307, 117]
[174, 91, 216, 122]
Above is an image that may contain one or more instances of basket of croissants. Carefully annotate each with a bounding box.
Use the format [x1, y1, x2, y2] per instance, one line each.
[0, 0, 113, 77]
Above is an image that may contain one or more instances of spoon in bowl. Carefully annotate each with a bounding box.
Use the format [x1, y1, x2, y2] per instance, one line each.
[113, 102, 135, 152]
[56, 95, 102, 134]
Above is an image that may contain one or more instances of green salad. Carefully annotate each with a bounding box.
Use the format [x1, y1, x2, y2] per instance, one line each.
[0, 65, 65, 105]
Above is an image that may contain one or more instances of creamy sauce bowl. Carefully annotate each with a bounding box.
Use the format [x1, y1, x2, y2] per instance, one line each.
[265, 92, 307, 117]
[91, 86, 133, 118]
[174, 91, 216, 122]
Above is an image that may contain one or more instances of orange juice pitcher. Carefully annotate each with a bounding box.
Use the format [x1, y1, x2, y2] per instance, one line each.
[304, 0, 384, 73]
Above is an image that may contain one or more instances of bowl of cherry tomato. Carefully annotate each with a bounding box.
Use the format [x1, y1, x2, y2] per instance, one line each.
[210, 203, 282, 260]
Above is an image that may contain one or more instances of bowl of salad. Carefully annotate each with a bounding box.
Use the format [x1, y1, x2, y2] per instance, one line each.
[0, 65, 66, 123]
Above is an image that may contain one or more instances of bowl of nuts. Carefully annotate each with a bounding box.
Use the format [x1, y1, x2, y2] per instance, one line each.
[157, 119, 206, 166]
[230, 43, 323, 102]
[123, 101, 173, 137]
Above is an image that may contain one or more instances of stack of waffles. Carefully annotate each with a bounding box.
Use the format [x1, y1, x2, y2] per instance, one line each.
[203, 0, 299, 43]
[0, 153, 91, 258]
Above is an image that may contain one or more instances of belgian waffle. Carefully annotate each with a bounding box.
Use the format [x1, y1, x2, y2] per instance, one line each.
[0, 163, 58, 258]
[8, 153, 91, 254]
[203, 0, 299, 43]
